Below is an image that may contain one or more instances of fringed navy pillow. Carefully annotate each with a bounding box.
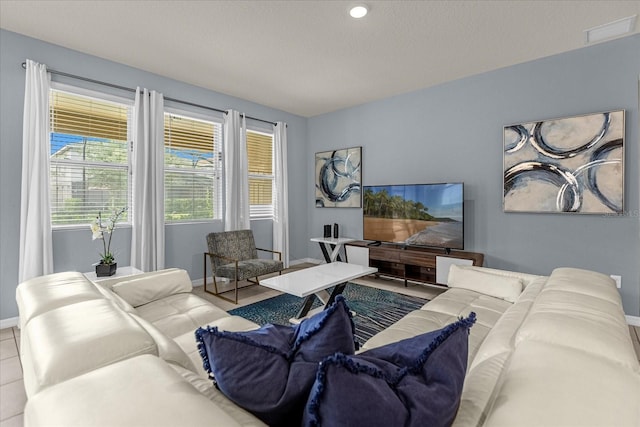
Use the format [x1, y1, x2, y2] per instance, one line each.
[195, 295, 357, 427]
[303, 312, 477, 427]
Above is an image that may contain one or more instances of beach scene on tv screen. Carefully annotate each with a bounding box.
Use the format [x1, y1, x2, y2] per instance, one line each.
[363, 183, 463, 249]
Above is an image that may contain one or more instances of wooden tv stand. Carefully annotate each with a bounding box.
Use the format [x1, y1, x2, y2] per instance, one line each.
[345, 241, 483, 287]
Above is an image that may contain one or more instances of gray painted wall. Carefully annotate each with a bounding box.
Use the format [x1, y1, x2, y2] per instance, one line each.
[307, 34, 640, 316]
[0, 29, 308, 320]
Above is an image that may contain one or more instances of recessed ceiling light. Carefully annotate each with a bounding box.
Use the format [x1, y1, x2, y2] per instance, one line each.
[584, 15, 637, 44]
[349, 5, 368, 19]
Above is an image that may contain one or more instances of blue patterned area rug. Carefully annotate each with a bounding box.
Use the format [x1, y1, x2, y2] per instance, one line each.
[228, 283, 428, 345]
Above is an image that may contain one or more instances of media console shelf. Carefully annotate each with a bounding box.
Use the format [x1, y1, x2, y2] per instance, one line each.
[345, 241, 484, 287]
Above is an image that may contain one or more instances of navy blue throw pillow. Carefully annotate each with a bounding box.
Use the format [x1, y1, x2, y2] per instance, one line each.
[195, 295, 357, 427]
[303, 313, 476, 427]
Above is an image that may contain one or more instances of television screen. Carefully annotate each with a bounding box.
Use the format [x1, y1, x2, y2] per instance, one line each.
[363, 183, 464, 250]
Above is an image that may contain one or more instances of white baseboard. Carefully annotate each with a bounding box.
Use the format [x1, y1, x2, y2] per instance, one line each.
[290, 258, 322, 265]
[626, 315, 640, 326]
[192, 277, 229, 288]
[0, 317, 19, 329]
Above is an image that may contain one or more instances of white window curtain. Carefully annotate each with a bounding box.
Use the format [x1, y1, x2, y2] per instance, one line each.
[19, 59, 53, 282]
[131, 88, 165, 271]
[273, 122, 289, 268]
[223, 109, 250, 231]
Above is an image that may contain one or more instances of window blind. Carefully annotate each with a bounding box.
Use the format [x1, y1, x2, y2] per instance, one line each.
[164, 113, 222, 221]
[247, 130, 274, 217]
[49, 89, 131, 225]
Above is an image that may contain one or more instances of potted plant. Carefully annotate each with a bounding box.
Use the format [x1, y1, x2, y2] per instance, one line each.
[91, 207, 127, 277]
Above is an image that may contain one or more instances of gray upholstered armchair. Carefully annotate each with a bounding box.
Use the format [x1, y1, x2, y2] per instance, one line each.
[204, 229, 283, 304]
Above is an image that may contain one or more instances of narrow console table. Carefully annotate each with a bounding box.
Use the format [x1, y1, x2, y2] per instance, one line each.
[345, 241, 483, 287]
[310, 236, 356, 263]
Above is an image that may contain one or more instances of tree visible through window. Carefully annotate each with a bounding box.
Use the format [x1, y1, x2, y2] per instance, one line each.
[164, 112, 222, 221]
[49, 88, 276, 226]
[49, 89, 131, 226]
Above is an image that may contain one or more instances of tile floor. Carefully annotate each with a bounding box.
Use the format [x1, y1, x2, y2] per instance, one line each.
[2, 267, 640, 426]
[0, 327, 24, 427]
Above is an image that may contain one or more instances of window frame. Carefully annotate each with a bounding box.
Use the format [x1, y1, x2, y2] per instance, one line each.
[163, 106, 224, 224]
[246, 125, 275, 220]
[49, 82, 134, 229]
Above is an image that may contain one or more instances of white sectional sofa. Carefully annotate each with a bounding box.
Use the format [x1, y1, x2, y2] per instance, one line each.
[16, 265, 640, 426]
[17, 268, 265, 427]
[364, 265, 640, 426]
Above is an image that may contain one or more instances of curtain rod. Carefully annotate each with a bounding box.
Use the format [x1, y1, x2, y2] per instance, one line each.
[21, 62, 279, 126]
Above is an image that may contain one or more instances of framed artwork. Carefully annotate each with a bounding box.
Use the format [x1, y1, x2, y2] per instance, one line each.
[315, 146, 362, 208]
[503, 110, 624, 214]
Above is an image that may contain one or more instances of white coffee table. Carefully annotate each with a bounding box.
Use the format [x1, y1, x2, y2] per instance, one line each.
[260, 262, 377, 323]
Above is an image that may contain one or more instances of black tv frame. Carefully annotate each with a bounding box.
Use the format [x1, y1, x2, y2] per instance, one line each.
[362, 182, 464, 252]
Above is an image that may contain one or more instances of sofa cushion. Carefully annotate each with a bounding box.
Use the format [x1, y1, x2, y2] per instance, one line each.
[517, 268, 639, 372]
[169, 364, 268, 427]
[129, 313, 197, 373]
[94, 281, 136, 313]
[195, 296, 357, 426]
[303, 313, 476, 427]
[483, 341, 640, 427]
[16, 272, 105, 328]
[24, 355, 260, 427]
[174, 315, 260, 379]
[448, 264, 523, 303]
[134, 292, 230, 339]
[362, 288, 510, 364]
[112, 268, 193, 307]
[21, 299, 157, 396]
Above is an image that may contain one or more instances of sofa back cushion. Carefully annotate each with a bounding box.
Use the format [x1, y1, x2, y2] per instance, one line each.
[516, 267, 639, 372]
[453, 277, 547, 427]
[94, 281, 136, 313]
[458, 267, 640, 427]
[482, 341, 640, 427]
[447, 265, 525, 303]
[129, 313, 197, 373]
[16, 272, 105, 328]
[112, 269, 192, 307]
[21, 299, 157, 396]
[24, 355, 258, 427]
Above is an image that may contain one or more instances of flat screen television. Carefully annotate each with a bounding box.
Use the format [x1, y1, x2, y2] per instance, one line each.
[363, 183, 464, 250]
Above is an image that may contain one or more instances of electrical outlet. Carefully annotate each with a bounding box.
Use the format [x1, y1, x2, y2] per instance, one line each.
[610, 275, 622, 289]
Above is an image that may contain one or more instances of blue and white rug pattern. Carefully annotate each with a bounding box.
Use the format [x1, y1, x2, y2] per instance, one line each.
[229, 283, 429, 345]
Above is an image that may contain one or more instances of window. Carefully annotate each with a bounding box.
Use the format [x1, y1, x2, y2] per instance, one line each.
[247, 129, 274, 219]
[164, 112, 222, 221]
[49, 89, 132, 226]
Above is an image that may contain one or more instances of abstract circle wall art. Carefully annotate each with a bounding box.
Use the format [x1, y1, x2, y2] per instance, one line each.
[315, 146, 362, 208]
[503, 110, 624, 214]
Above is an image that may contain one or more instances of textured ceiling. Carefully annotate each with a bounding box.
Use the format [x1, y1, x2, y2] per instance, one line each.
[1, 1, 638, 117]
